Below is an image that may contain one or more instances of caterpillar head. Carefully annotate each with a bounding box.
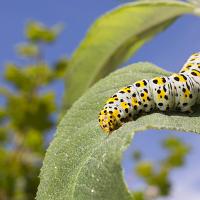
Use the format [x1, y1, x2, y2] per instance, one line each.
[98, 109, 117, 134]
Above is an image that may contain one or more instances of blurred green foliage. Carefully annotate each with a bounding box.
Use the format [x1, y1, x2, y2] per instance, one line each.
[132, 136, 190, 200]
[25, 21, 63, 43]
[0, 21, 68, 200]
[16, 43, 39, 58]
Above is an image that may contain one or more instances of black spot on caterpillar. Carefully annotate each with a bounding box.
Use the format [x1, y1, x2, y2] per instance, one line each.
[98, 53, 200, 134]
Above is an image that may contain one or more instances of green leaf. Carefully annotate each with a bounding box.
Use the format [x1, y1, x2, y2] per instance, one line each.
[7, 92, 55, 132]
[37, 63, 200, 200]
[54, 57, 69, 78]
[64, 0, 195, 109]
[4, 63, 54, 91]
[0, 107, 6, 123]
[162, 136, 188, 151]
[133, 150, 142, 161]
[131, 191, 144, 200]
[24, 129, 44, 152]
[16, 43, 39, 58]
[135, 162, 154, 178]
[25, 21, 63, 43]
[0, 127, 7, 142]
[162, 137, 190, 168]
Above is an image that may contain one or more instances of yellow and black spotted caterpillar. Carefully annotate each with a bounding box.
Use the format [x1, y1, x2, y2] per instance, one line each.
[98, 53, 200, 133]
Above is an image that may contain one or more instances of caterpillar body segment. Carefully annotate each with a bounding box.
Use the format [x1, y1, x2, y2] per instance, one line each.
[98, 53, 200, 134]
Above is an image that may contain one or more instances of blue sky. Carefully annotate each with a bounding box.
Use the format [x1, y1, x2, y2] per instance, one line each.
[0, 0, 200, 199]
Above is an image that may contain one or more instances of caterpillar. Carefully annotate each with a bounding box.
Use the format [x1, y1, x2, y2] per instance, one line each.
[98, 53, 200, 134]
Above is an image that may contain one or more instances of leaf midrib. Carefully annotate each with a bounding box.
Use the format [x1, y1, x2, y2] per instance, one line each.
[69, 123, 106, 199]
